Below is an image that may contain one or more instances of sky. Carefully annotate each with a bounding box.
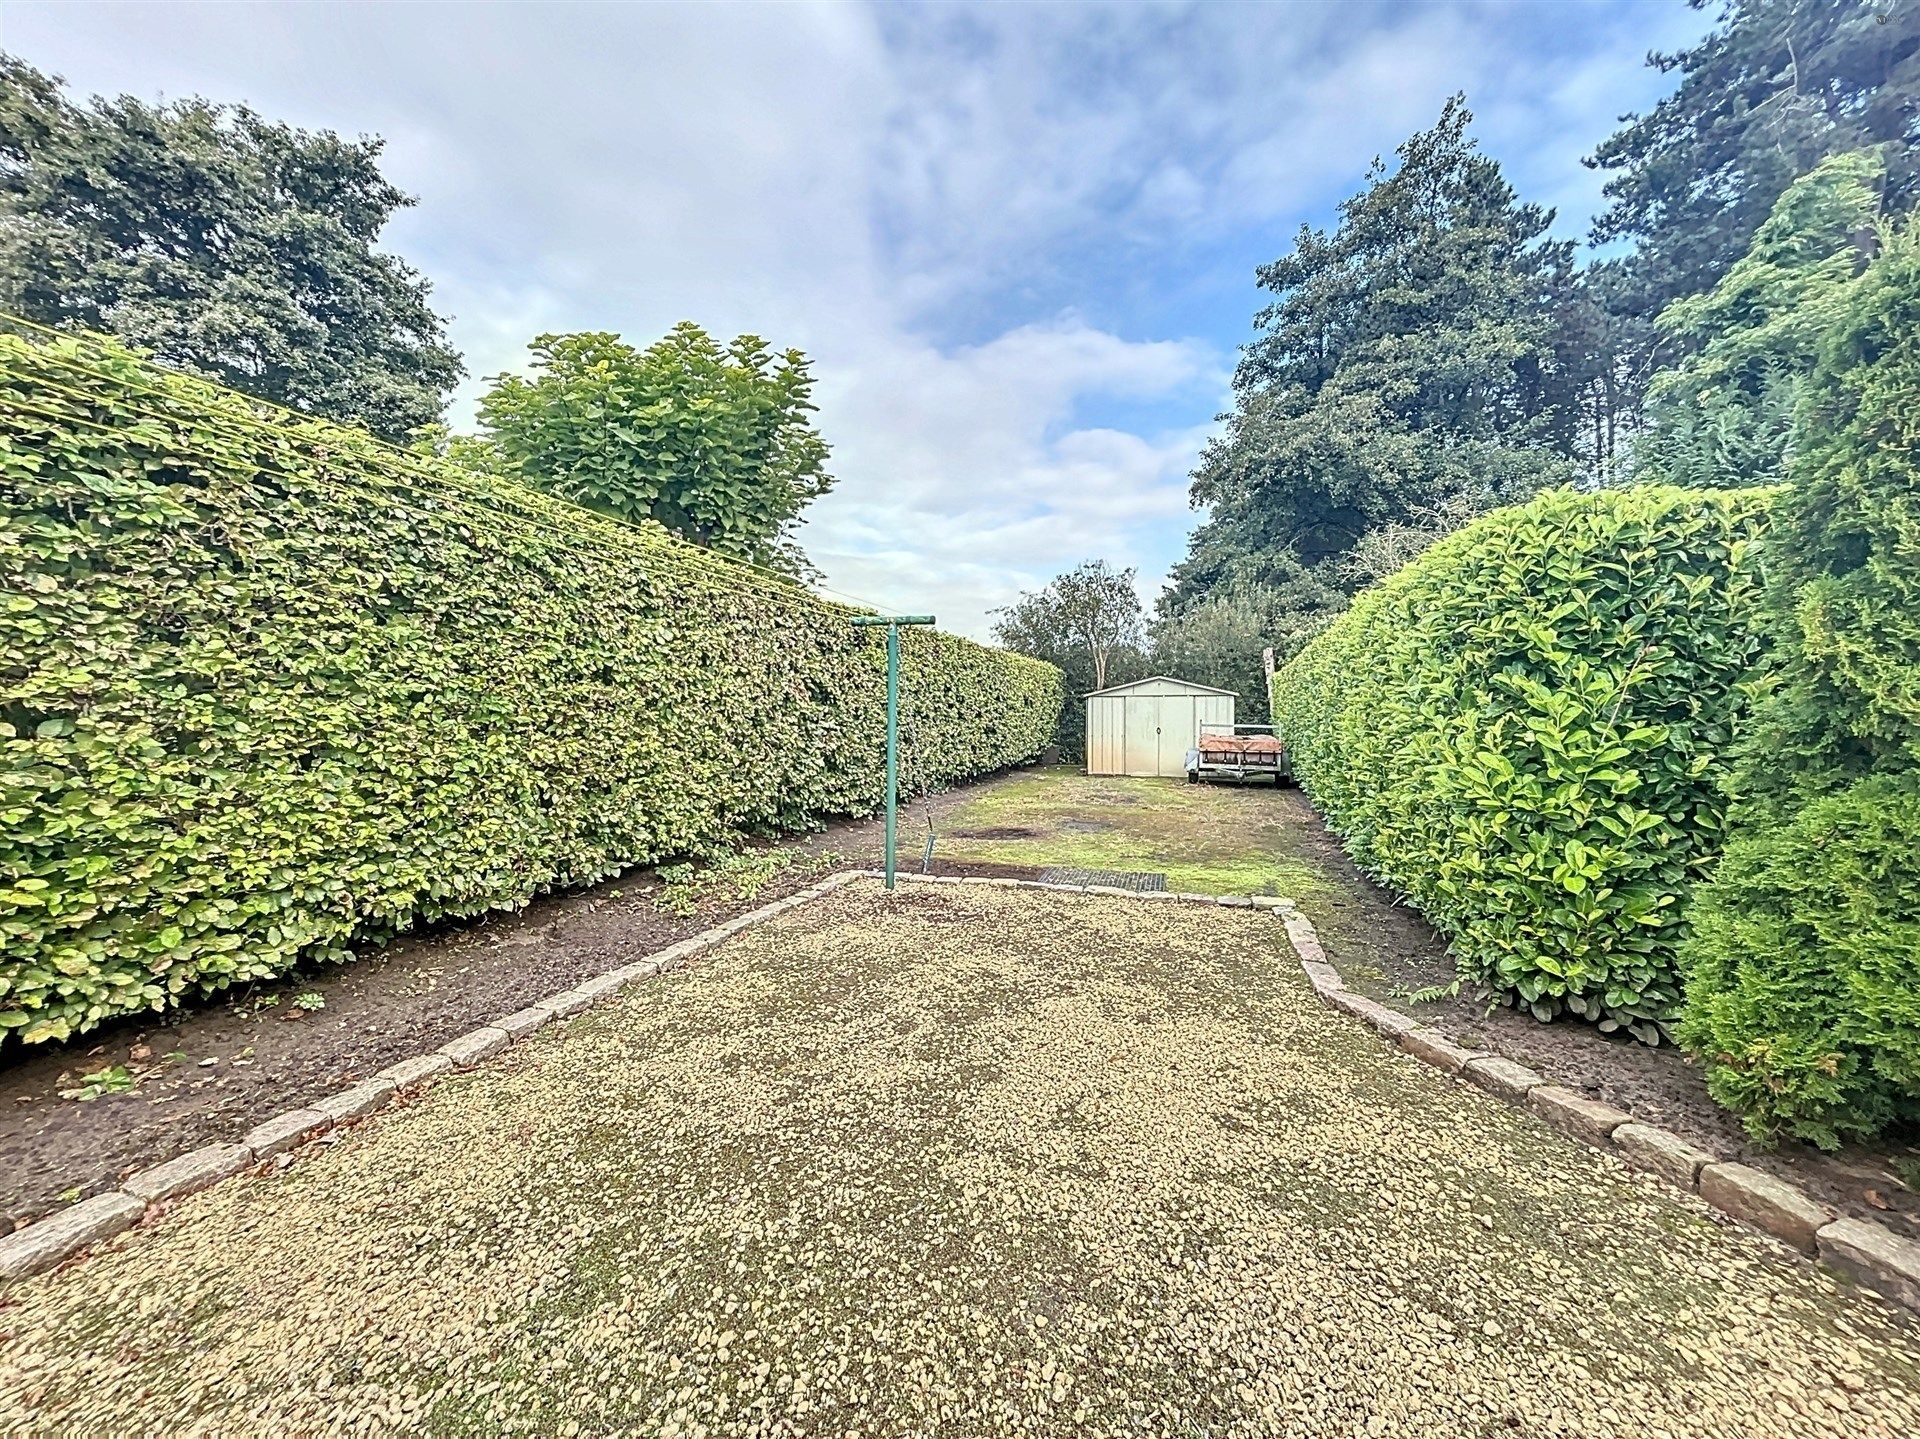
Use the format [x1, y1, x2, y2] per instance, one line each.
[3, 0, 1710, 638]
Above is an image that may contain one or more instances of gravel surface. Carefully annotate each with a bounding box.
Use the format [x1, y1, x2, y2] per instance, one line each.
[2, 881, 1916, 1436]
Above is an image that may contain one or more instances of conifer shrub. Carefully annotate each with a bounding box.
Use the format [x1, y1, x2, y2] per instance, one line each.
[1272, 486, 1773, 1038]
[0, 331, 1062, 1044]
[1678, 232, 1920, 1146]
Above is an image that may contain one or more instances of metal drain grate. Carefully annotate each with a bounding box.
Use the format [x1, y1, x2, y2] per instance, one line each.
[1038, 867, 1167, 891]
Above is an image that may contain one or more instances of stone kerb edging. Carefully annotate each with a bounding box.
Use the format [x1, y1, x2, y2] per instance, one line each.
[1268, 896, 1920, 1318]
[9, 869, 1917, 1320]
[0, 869, 873, 1286]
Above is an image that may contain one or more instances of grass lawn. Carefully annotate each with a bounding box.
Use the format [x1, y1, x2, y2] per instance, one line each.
[931, 766, 1340, 900]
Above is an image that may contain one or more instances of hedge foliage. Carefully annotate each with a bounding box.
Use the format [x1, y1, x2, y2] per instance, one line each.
[1678, 230, 1920, 1147]
[1271, 486, 1773, 1039]
[0, 330, 1063, 1044]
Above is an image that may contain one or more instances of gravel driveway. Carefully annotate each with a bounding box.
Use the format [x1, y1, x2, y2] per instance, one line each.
[3, 880, 1916, 1436]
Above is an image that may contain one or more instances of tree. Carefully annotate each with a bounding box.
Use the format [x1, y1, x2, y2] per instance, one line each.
[1587, 0, 1919, 334]
[474, 325, 833, 574]
[1164, 99, 1587, 617]
[993, 561, 1147, 756]
[1149, 572, 1341, 724]
[0, 55, 461, 440]
[1634, 150, 1886, 488]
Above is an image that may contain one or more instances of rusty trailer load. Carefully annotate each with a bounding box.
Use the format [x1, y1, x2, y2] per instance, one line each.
[1186, 723, 1289, 786]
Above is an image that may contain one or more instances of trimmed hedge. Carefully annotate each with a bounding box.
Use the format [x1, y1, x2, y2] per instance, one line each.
[1271, 486, 1773, 1038]
[1678, 230, 1920, 1147]
[0, 331, 1063, 1044]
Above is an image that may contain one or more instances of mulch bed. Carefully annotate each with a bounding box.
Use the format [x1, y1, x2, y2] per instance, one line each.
[1274, 788, 1920, 1244]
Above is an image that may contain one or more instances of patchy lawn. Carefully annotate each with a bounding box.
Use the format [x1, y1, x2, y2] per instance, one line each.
[3, 881, 1915, 1435]
[932, 766, 1339, 899]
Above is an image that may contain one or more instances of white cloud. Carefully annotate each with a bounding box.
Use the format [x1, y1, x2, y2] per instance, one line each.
[5, 0, 1705, 638]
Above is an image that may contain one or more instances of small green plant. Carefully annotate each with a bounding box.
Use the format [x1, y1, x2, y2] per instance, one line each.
[293, 992, 325, 1012]
[1401, 978, 1463, 1006]
[58, 1064, 139, 1102]
[655, 847, 842, 918]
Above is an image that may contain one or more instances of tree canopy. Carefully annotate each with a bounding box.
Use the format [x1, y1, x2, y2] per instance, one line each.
[1164, 98, 1586, 617]
[993, 560, 1147, 756]
[1587, 0, 1919, 330]
[1635, 149, 1887, 488]
[0, 55, 461, 440]
[474, 325, 833, 575]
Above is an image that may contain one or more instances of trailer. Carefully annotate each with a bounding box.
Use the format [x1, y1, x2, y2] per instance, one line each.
[1185, 723, 1289, 786]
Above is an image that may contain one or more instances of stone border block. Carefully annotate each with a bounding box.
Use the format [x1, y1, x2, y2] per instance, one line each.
[1281, 914, 1327, 964]
[121, 1143, 251, 1204]
[1459, 1055, 1544, 1103]
[379, 1053, 455, 1089]
[1398, 1027, 1488, 1074]
[1527, 1086, 1632, 1147]
[572, 965, 644, 1002]
[1612, 1123, 1716, 1189]
[1699, 1163, 1833, 1254]
[240, 1108, 333, 1159]
[439, 1026, 511, 1066]
[0, 1192, 144, 1282]
[1299, 960, 1343, 996]
[1817, 1218, 1920, 1310]
[540, 989, 594, 1018]
[495, 1005, 554, 1040]
[1325, 989, 1421, 1038]
[313, 1077, 397, 1123]
[652, 939, 704, 969]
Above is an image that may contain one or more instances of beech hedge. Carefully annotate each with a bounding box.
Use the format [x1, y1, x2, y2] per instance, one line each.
[1271, 486, 1773, 1039]
[0, 331, 1063, 1044]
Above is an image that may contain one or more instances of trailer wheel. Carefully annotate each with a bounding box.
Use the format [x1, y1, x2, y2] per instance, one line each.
[1186, 770, 1199, 784]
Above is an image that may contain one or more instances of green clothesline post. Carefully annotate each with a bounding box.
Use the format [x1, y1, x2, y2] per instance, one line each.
[851, 613, 936, 889]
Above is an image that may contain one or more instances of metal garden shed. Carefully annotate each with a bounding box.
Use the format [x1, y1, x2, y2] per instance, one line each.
[1085, 676, 1236, 777]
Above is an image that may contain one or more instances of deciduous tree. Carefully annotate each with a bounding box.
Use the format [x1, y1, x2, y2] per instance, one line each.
[993, 561, 1147, 755]
[474, 325, 833, 574]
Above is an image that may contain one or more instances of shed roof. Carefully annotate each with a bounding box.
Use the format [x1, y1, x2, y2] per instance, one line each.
[1083, 675, 1239, 699]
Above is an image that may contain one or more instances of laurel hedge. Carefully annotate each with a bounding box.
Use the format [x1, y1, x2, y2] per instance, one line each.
[1271, 486, 1773, 1039]
[0, 331, 1063, 1044]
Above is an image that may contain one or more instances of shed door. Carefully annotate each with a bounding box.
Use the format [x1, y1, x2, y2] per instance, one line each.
[1120, 696, 1199, 777]
[1087, 696, 1120, 775]
[1152, 696, 1189, 776]
[1122, 697, 1159, 775]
